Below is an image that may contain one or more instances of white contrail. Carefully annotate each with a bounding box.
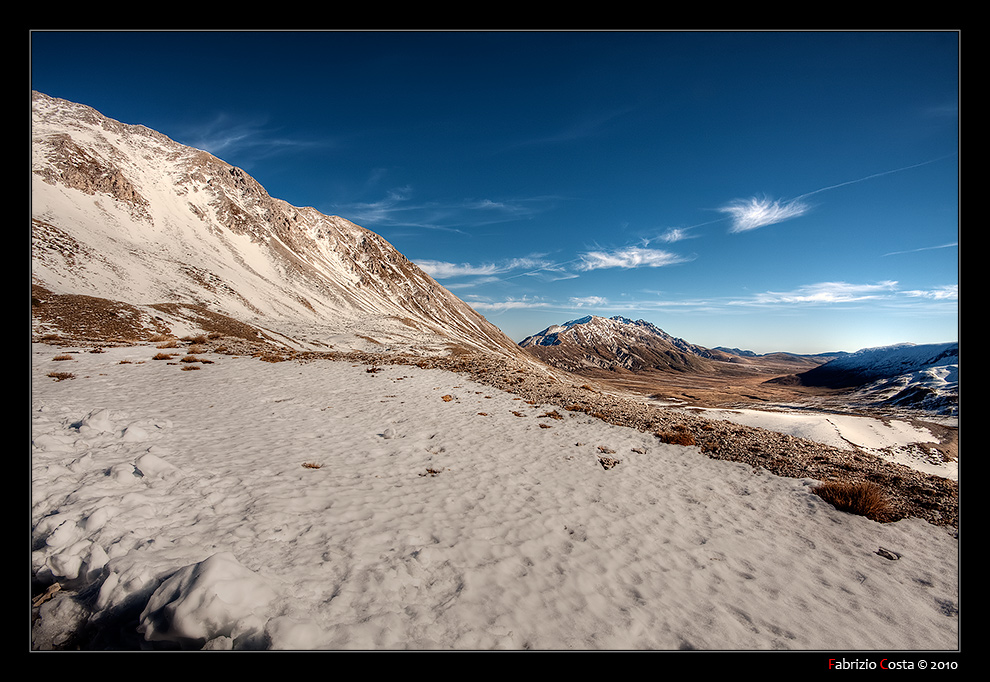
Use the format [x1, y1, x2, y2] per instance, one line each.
[721, 153, 956, 233]
[792, 154, 957, 202]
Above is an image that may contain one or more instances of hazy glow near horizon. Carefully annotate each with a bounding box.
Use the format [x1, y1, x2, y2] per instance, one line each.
[31, 31, 959, 354]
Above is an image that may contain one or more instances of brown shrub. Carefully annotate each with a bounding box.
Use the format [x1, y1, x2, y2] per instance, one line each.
[657, 429, 696, 446]
[812, 480, 891, 522]
[47, 371, 75, 381]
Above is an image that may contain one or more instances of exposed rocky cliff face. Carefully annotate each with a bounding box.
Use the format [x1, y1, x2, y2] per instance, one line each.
[31, 91, 524, 358]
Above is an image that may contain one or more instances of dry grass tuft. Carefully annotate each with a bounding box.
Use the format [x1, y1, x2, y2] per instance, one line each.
[812, 480, 892, 522]
[254, 352, 288, 363]
[657, 426, 696, 446]
[52, 354, 73, 361]
[301, 462, 323, 469]
[152, 352, 174, 360]
[47, 371, 75, 381]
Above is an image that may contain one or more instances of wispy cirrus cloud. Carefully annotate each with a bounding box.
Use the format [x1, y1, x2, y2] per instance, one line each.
[718, 196, 811, 234]
[901, 284, 957, 300]
[180, 112, 331, 162]
[508, 107, 633, 149]
[335, 188, 561, 234]
[415, 260, 505, 279]
[466, 296, 553, 312]
[416, 256, 575, 284]
[652, 227, 698, 244]
[416, 257, 546, 279]
[746, 280, 900, 305]
[576, 246, 693, 271]
[569, 295, 609, 308]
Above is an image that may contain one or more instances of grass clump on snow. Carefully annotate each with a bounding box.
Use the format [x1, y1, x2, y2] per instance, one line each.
[813, 480, 891, 522]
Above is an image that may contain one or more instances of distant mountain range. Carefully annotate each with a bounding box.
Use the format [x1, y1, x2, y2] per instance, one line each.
[518, 315, 958, 415]
[769, 342, 959, 414]
[518, 314, 833, 374]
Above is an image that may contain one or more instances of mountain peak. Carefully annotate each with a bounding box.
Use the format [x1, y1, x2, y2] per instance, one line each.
[519, 314, 725, 373]
[31, 92, 524, 359]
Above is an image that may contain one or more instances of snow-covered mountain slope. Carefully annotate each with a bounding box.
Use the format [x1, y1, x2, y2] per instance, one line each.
[519, 315, 737, 373]
[31, 91, 522, 358]
[770, 342, 959, 415]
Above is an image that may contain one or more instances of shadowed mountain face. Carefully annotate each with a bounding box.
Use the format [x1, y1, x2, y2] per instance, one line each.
[772, 343, 958, 389]
[765, 343, 958, 415]
[31, 91, 523, 358]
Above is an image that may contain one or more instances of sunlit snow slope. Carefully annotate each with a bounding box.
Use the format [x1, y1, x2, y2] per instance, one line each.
[31, 91, 522, 357]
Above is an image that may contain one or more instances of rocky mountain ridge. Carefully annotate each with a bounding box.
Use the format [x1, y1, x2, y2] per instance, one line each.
[517, 315, 957, 416]
[518, 315, 743, 373]
[518, 314, 829, 377]
[31, 91, 524, 359]
[768, 342, 959, 415]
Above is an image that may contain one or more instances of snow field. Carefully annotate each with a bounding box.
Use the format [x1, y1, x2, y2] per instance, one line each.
[688, 407, 957, 481]
[31, 344, 958, 650]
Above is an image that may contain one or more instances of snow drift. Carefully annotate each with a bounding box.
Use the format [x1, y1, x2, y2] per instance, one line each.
[31, 344, 959, 650]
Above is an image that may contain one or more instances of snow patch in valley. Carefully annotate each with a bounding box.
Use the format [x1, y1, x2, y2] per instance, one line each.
[683, 406, 956, 481]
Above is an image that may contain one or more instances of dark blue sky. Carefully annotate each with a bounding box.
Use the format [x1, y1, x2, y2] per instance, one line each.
[31, 30, 959, 352]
